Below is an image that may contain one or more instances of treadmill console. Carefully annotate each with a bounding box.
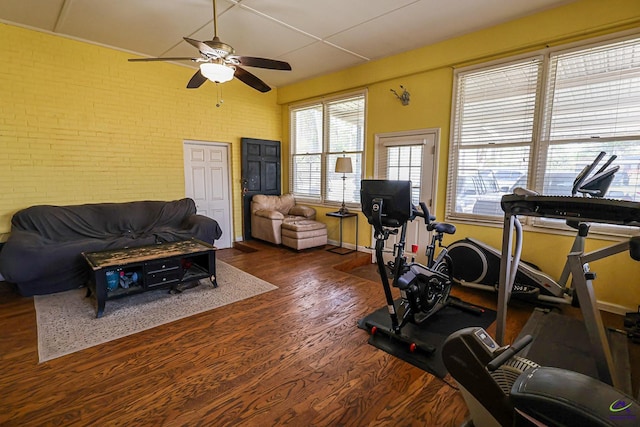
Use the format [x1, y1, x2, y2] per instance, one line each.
[474, 328, 498, 352]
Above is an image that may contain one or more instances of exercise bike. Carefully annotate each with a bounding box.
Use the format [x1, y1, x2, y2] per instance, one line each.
[360, 179, 481, 354]
[443, 327, 640, 426]
[447, 151, 619, 305]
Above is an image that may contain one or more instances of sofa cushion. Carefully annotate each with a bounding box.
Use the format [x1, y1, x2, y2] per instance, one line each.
[251, 194, 295, 215]
[288, 205, 315, 218]
[253, 209, 285, 220]
[282, 219, 327, 234]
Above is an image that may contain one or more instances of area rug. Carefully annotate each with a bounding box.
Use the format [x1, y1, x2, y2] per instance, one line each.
[34, 261, 277, 362]
[358, 298, 496, 378]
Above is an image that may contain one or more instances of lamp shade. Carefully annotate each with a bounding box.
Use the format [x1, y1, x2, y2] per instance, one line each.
[200, 62, 235, 83]
[335, 157, 353, 173]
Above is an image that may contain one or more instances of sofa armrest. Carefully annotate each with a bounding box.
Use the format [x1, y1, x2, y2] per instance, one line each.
[289, 205, 316, 218]
[183, 214, 223, 242]
[254, 209, 285, 220]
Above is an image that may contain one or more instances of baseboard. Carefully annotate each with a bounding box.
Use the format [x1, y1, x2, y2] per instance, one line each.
[327, 239, 373, 254]
[597, 300, 636, 316]
[327, 239, 354, 251]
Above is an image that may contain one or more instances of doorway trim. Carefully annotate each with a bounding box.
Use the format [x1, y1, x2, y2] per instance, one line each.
[183, 139, 233, 249]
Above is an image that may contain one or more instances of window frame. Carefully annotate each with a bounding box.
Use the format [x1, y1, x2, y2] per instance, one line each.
[446, 30, 640, 237]
[289, 90, 366, 209]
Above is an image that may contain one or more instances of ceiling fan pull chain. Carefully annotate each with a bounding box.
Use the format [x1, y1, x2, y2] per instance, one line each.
[216, 83, 224, 108]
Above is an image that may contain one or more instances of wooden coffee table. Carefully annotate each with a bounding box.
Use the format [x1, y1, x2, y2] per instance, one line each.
[83, 239, 217, 318]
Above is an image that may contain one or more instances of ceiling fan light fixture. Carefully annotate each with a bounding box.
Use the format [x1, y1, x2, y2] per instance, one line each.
[200, 62, 235, 83]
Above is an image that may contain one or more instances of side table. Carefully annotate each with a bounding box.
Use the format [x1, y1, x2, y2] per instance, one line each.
[326, 211, 358, 255]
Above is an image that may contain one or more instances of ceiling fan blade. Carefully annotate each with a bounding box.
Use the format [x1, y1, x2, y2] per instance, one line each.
[187, 70, 208, 89]
[235, 56, 291, 71]
[128, 57, 197, 62]
[184, 37, 219, 56]
[234, 66, 271, 93]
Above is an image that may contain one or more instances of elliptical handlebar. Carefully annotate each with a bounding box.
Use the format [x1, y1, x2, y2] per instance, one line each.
[571, 151, 619, 197]
[486, 334, 533, 371]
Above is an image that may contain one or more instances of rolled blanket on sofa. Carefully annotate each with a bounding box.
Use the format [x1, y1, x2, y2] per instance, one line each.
[0, 198, 222, 296]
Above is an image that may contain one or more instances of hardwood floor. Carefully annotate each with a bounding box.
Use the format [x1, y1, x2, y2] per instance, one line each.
[0, 241, 633, 426]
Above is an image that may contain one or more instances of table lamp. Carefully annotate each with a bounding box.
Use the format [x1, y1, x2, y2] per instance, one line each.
[335, 156, 353, 214]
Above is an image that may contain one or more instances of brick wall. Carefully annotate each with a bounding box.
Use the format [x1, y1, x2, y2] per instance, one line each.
[0, 23, 282, 240]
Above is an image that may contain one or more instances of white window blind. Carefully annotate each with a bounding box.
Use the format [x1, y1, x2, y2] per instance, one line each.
[448, 58, 542, 217]
[543, 37, 640, 141]
[447, 33, 640, 228]
[537, 36, 640, 206]
[386, 144, 424, 205]
[291, 105, 322, 199]
[290, 93, 365, 206]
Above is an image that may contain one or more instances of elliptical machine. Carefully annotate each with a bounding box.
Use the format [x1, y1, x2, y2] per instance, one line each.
[360, 179, 481, 354]
[447, 152, 619, 304]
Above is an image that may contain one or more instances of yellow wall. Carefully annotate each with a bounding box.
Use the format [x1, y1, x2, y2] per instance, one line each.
[0, 23, 282, 241]
[279, 0, 640, 309]
[2, 0, 640, 308]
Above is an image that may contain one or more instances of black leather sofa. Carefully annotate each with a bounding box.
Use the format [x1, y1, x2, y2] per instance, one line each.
[0, 198, 222, 296]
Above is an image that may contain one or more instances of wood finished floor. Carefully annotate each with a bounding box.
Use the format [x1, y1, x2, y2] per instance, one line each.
[0, 240, 635, 426]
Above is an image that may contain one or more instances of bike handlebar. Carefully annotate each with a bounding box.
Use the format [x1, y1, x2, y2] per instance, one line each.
[412, 202, 436, 223]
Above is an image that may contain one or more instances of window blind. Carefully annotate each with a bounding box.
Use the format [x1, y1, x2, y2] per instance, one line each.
[447, 32, 640, 229]
[447, 58, 542, 218]
[291, 105, 322, 199]
[538, 35, 640, 204]
[290, 93, 365, 206]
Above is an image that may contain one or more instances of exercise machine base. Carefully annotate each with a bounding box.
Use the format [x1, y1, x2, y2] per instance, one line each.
[358, 297, 495, 378]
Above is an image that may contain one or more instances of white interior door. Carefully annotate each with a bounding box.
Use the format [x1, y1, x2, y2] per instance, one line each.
[183, 141, 233, 249]
[374, 130, 439, 266]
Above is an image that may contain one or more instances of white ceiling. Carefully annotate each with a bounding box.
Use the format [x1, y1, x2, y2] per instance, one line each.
[0, 0, 575, 90]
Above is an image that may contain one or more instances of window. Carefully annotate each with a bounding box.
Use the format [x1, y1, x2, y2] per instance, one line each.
[447, 33, 640, 229]
[290, 93, 365, 207]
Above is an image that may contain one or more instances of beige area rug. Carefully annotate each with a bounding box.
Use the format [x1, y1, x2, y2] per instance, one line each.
[34, 261, 277, 363]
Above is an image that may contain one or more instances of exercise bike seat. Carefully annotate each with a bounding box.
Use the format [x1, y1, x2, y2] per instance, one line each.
[510, 366, 639, 426]
[428, 222, 456, 235]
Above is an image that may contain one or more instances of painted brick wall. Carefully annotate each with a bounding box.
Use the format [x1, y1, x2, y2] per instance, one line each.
[0, 23, 282, 240]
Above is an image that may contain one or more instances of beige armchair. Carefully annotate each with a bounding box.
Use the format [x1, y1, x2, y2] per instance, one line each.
[250, 194, 316, 244]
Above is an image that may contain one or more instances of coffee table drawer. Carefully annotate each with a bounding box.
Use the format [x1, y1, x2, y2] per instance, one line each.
[146, 268, 182, 287]
[146, 258, 181, 273]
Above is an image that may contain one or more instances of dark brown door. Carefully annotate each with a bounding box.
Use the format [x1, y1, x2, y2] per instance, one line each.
[241, 138, 281, 240]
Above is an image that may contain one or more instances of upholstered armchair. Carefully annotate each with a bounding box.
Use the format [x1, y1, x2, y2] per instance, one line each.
[250, 194, 316, 244]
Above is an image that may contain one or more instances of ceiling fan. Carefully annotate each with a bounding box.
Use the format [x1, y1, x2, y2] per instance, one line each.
[128, 0, 291, 93]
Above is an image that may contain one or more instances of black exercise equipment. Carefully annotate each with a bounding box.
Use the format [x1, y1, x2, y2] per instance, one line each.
[495, 154, 640, 393]
[443, 327, 640, 426]
[360, 179, 481, 355]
